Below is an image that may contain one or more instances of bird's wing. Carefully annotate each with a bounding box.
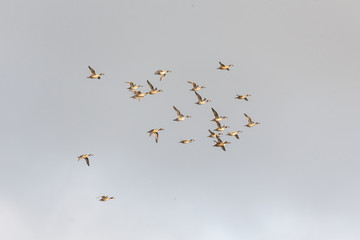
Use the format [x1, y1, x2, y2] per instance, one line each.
[208, 129, 214, 135]
[221, 146, 226, 151]
[160, 75, 165, 81]
[219, 61, 225, 67]
[235, 134, 239, 139]
[195, 92, 202, 101]
[215, 135, 223, 143]
[244, 113, 252, 123]
[211, 108, 219, 118]
[85, 157, 90, 166]
[88, 66, 96, 74]
[216, 121, 221, 128]
[154, 70, 161, 75]
[173, 106, 181, 116]
[154, 132, 159, 143]
[147, 80, 154, 90]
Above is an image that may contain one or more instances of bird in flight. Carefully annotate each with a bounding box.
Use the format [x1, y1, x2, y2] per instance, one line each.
[244, 113, 260, 127]
[173, 106, 191, 121]
[78, 154, 93, 166]
[98, 196, 115, 201]
[87, 66, 104, 79]
[217, 61, 233, 71]
[147, 128, 165, 143]
[154, 69, 171, 81]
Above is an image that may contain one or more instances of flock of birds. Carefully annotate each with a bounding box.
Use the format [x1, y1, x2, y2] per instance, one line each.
[79, 62, 260, 201]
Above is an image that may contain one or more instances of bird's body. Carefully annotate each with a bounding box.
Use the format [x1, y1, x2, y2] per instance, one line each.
[244, 113, 260, 127]
[98, 196, 115, 201]
[154, 70, 171, 81]
[147, 128, 164, 143]
[179, 139, 195, 144]
[87, 66, 104, 79]
[217, 61, 233, 71]
[213, 136, 231, 151]
[227, 130, 242, 139]
[208, 130, 222, 138]
[173, 106, 191, 121]
[187, 81, 205, 91]
[147, 80, 163, 95]
[214, 121, 230, 131]
[235, 94, 251, 101]
[211, 108, 227, 122]
[195, 92, 211, 105]
[78, 154, 93, 166]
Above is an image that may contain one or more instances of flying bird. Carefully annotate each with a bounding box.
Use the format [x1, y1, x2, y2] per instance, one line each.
[214, 121, 230, 131]
[208, 129, 223, 138]
[98, 196, 115, 201]
[173, 106, 191, 121]
[227, 130, 242, 139]
[213, 136, 231, 151]
[78, 154, 93, 166]
[125, 81, 143, 91]
[217, 61, 233, 71]
[244, 113, 260, 127]
[187, 81, 206, 91]
[235, 94, 251, 101]
[147, 80, 163, 95]
[211, 108, 227, 122]
[179, 139, 195, 144]
[87, 66, 104, 79]
[147, 128, 164, 143]
[154, 69, 171, 81]
[194, 92, 211, 105]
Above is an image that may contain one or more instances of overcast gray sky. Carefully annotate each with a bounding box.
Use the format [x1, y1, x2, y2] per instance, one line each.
[1, 0, 360, 239]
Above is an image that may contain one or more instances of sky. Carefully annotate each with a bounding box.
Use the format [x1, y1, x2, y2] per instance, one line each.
[1, 0, 360, 239]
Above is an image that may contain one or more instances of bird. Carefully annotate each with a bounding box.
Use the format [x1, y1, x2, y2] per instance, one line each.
[244, 113, 260, 127]
[213, 136, 231, 151]
[208, 130, 223, 138]
[98, 196, 115, 201]
[194, 92, 211, 105]
[179, 139, 195, 144]
[154, 70, 171, 81]
[214, 121, 230, 131]
[217, 61, 233, 71]
[78, 154, 93, 166]
[187, 81, 206, 91]
[235, 94, 251, 101]
[147, 128, 164, 143]
[147, 80, 163, 95]
[173, 106, 191, 121]
[131, 91, 149, 101]
[211, 108, 227, 122]
[125, 82, 143, 91]
[87, 66, 104, 79]
[227, 130, 242, 139]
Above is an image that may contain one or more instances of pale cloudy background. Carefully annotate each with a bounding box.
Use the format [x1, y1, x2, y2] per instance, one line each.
[1, 0, 360, 239]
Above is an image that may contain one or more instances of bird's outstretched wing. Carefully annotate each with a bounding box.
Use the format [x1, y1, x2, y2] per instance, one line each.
[88, 66, 96, 74]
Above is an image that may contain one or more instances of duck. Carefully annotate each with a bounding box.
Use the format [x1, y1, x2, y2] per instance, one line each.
[78, 154, 93, 166]
[98, 196, 115, 201]
[244, 113, 260, 127]
[195, 92, 211, 105]
[179, 139, 195, 144]
[217, 61, 233, 71]
[147, 128, 164, 143]
[154, 69, 171, 81]
[227, 130, 242, 139]
[173, 106, 191, 121]
[214, 121, 230, 131]
[213, 136, 231, 151]
[187, 81, 206, 91]
[235, 94, 251, 101]
[211, 108, 227, 122]
[125, 81, 143, 91]
[147, 80, 163, 95]
[208, 129, 223, 138]
[131, 91, 149, 101]
[87, 66, 104, 79]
